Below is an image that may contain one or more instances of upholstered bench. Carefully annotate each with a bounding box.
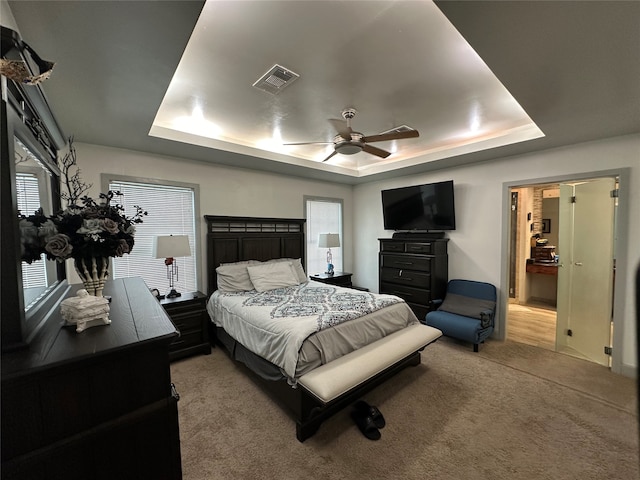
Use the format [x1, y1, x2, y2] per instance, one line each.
[298, 323, 442, 403]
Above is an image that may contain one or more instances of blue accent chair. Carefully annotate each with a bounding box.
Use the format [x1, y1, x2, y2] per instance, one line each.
[425, 279, 497, 352]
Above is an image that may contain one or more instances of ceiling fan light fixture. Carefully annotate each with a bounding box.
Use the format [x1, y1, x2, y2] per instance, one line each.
[334, 132, 364, 155]
[335, 143, 363, 155]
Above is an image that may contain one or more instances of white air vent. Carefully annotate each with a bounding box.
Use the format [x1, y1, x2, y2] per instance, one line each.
[380, 125, 415, 134]
[253, 64, 299, 95]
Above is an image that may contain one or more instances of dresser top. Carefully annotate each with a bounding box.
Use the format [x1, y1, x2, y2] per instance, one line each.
[2, 277, 178, 380]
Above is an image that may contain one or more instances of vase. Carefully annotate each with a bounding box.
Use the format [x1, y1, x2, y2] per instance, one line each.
[74, 256, 109, 297]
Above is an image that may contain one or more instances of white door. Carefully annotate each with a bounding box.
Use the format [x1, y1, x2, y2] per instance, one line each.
[555, 184, 574, 353]
[556, 178, 615, 365]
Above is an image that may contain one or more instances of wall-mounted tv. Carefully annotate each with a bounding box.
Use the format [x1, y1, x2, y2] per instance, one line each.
[381, 180, 456, 231]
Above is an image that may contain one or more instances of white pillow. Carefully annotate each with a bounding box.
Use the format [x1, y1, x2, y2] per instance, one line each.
[246, 262, 301, 292]
[267, 258, 308, 283]
[216, 261, 259, 292]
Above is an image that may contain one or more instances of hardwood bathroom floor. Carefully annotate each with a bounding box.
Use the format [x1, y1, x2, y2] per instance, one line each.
[507, 302, 557, 351]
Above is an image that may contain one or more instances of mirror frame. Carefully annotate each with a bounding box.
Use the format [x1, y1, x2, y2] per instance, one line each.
[1, 26, 67, 351]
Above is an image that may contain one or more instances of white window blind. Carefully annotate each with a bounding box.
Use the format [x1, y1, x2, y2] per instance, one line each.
[305, 198, 343, 276]
[109, 180, 197, 294]
[16, 172, 47, 287]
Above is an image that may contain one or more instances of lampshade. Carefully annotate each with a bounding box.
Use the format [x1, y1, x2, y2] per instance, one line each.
[318, 233, 340, 248]
[153, 235, 191, 259]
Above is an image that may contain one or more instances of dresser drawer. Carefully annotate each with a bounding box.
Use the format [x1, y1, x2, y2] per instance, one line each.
[380, 268, 430, 288]
[380, 241, 439, 255]
[380, 241, 405, 253]
[380, 281, 431, 305]
[404, 242, 434, 254]
[381, 254, 433, 272]
[407, 302, 431, 321]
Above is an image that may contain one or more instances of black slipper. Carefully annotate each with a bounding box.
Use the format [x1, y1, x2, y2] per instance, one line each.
[351, 410, 381, 440]
[353, 400, 386, 429]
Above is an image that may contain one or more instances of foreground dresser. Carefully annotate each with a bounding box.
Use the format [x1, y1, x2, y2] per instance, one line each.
[1, 277, 182, 480]
[379, 236, 449, 320]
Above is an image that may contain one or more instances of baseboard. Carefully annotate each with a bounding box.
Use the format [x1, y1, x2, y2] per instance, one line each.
[619, 363, 637, 379]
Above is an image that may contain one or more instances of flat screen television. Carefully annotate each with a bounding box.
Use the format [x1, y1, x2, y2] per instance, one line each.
[381, 180, 456, 231]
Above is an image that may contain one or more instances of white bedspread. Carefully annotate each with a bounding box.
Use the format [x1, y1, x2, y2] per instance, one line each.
[207, 282, 417, 380]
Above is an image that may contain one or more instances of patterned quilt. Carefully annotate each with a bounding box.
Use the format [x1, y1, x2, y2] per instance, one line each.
[241, 284, 401, 331]
[208, 282, 405, 380]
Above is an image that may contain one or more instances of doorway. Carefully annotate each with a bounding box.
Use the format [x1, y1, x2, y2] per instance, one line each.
[506, 176, 618, 366]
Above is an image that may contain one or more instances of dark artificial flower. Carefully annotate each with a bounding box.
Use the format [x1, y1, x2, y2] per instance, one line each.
[18, 192, 146, 263]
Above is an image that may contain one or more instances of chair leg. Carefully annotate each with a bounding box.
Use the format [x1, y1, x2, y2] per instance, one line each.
[473, 343, 479, 353]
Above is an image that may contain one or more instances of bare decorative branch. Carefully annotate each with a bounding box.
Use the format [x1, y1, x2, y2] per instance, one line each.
[59, 136, 92, 207]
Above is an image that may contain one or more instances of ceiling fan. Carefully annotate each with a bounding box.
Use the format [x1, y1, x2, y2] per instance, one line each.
[284, 108, 419, 162]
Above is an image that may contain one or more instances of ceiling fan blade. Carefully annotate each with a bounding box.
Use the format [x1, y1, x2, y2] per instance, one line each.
[362, 144, 391, 159]
[322, 150, 338, 162]
[362, 129, 419, 143]
[283, 141, 334, 145]
[328, 118, 352, 140]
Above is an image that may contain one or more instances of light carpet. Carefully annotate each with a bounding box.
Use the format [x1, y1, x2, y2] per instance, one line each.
[170, 337, 638, 480]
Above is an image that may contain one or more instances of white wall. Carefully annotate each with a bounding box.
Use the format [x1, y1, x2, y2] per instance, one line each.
[62, 135, 638, 376]
[70, 143, 354, 292]
[353, 134, 640, 376]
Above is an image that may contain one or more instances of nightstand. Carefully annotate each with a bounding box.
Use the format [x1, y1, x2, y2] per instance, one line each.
[310, 272, 353, 288]
[160, 291, 211, 361]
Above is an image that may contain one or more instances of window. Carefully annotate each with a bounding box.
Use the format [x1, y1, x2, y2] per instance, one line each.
[16, 172, 48, 288]
[305, 197, 343, 276]
[106, 177, 199, 295]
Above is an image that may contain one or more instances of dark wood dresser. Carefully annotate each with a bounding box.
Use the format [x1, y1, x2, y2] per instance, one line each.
[379, 237, 449, 321]
[1, 277, 182, 480]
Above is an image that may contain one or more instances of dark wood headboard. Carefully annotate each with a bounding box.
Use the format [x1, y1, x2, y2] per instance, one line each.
[204, 215, 306, 295]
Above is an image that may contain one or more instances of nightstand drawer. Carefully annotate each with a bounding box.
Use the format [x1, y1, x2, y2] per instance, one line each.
[310, 272, 352, 287]
[162, 301, 204, 316]
[170, 330, 204, 349]
[327, 276, 352, 287]
[161, 292, 210, 360]
[169, 311, 203, 332]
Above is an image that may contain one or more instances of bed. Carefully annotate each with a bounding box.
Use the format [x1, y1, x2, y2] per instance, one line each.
[204, 215, 442, 441]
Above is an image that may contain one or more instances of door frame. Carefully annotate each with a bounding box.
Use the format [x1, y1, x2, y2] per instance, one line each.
[499, 167, 631, 375]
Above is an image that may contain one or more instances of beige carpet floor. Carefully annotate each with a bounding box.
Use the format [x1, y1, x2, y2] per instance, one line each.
[170, 337, 638, 480]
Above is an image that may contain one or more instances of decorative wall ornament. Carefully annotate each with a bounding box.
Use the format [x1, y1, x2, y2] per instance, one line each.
[0, 40, 55, 85]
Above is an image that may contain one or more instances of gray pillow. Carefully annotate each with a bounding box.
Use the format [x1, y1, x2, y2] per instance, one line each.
[216, 261, 260, 292]
[266, 258, 308, 284]
[247, 262, 301, 292]
[438, 293, 495, 321]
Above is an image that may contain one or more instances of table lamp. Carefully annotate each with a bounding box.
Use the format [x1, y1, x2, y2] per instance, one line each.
[153, 235, 191, 299]
[318, 233, 340, 275]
